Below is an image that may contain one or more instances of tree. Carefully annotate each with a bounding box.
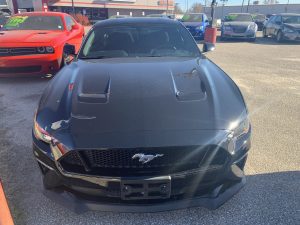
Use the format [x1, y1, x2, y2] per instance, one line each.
[174, 3, 184, 14]
[188, 3, 203, 13]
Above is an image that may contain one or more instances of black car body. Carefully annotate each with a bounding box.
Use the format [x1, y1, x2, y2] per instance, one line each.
[0, 11, 10, 27]
[32, 18, 251, 212]
[263, 13, 300, 42]
[253, 14, 266, 31]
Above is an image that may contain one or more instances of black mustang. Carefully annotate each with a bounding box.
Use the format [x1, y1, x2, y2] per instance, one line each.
[33, 18, 251, 212]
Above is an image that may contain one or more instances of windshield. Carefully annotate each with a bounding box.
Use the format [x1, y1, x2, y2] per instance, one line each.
[79, 24, 201, 59]
[282, 15, 300, 24]
[253, 14, 265, 20]
[224, 14, 253, 22]
[182, 14, 203, 22]
[2, 15, 64, 31]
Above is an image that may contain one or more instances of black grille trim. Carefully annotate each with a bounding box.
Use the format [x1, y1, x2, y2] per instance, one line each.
[59, 146, 229, 177]
[0, 66, 42, 74]
[0, 47, 39, 56]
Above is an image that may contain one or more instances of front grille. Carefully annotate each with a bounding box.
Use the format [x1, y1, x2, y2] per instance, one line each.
[59, 146, 229, 177]
[0, 47, 37, 56]
[0, 66, 42, 74]
[232, 27, 247, 33]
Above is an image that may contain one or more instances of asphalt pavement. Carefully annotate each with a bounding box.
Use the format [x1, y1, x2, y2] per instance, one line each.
[0, 33, 299, 225]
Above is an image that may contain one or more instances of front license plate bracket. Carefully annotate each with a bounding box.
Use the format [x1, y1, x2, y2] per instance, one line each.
[121, 176, 171, 200]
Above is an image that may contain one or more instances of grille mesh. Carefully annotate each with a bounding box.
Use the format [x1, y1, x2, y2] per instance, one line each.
[59, 146, 228, 176]
[0, 47, 37, 56]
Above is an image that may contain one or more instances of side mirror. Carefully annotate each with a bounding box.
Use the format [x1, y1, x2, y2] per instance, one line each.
[205, 19, 209, 23]
[203, 43, 215, 53]
[72, 24, 80, 30]
[63, 44, 76, 56]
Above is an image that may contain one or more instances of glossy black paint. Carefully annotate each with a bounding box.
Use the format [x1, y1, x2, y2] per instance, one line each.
[33, 18, 251, 211]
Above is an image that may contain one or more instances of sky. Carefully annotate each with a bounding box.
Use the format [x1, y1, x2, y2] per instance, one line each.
[176, 0, 300, 11]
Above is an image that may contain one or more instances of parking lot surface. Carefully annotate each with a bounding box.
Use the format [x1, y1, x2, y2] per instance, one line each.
[0, 33, 299, 225]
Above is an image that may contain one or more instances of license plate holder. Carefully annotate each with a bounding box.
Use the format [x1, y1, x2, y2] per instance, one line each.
[121, 176, 171, 200]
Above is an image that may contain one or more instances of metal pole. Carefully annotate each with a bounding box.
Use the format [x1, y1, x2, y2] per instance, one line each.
[71, 0, 75, 14]
[167, 0, 169, 15]
[186, 0, 189, 13]
[241, 0, 245, 13]
[246, 0, 250, 13]
[210, 0, 217, 27]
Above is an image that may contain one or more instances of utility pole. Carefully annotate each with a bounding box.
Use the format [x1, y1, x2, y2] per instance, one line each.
[71, 0, 75, 14]
[167, 0, 169, 15]
[210, 0, 217, 27]
[220, 0, 228, 20]
[241, 0, 245, 12]
[246, 0, 251, 13]
[186, 0, 189, 13]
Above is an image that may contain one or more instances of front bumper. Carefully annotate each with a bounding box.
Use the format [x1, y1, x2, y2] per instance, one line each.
[186, 27, 205, 40]
[32, 128, 251, 212]
[0, 54, 61, 77]
[283, 32, 300, 41]
[222, 30, 256, 39]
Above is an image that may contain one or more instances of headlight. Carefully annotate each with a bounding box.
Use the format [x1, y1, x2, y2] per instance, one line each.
[33, 116, 52, 143]
[196, 25, 204, 31]
[46, 46, 54, 53]
[248, 24, 256, 30]
[37, 46, 55, 54]
[283, 27, 295, 33]
[224, 26, 232, 31]
[227, 117, 250, 154]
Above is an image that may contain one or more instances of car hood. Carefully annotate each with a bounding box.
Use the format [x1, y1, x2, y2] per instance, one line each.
[0, 30, 64, 45]
[36, 57, 246, 148]
[284, 23, 300, 29]
[223, 21, 253, 27]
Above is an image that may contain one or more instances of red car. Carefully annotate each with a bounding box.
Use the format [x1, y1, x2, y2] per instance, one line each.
[0, 12, 84, 77]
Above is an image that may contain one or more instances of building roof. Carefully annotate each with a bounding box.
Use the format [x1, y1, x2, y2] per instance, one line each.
[94, 17, 179, 27]
[17, 11, 69, 17]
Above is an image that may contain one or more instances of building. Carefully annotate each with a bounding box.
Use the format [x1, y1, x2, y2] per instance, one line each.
[5, 0, 174, 19]
[203, 3, 300, 19]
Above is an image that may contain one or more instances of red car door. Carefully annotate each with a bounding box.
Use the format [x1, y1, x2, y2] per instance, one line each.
[64, 15, 83, 53]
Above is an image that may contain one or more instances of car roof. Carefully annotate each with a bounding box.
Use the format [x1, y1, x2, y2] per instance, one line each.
[14, 11, 68, 17]
[278, 13, 300, 16]
[94, 17, 179, 27]
[228, 13, 251, 15]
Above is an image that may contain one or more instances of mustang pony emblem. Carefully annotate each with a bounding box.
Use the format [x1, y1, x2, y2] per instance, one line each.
[132, 153, 164, 164]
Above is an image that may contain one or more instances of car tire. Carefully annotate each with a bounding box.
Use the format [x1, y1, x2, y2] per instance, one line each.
[262, 28, 267, 38]
[249, 37, 256, 42]
[276, 31, 283, 43]
[220, 34, 226, 41]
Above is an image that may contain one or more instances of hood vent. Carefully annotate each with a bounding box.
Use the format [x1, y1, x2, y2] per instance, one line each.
[171, 69, 206, 101]
[77, 74, 111, 104]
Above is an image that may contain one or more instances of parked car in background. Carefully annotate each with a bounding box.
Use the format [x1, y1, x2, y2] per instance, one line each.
[252, 13, 266, 31]
[147, 14, 175, 19]
[33, 18, 251, 212]
[0, 12, 84, 77]
[221, 13, 257, 42]
[0, 11, 10, 28]
[110, 15, 131, 19]
[263, 13, 300, 42]
[181, 13, 209, 40]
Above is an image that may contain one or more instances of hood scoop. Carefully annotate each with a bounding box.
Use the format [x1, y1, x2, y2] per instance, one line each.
[171, 69, 206, 101]
[77, 73, 111, 104]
